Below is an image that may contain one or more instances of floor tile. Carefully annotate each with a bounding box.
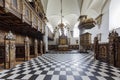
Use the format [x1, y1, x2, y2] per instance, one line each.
[0, 51, 120, 80]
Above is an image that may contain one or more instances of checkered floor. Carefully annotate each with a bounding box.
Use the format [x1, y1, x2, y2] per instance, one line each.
[0, 51, 120, 80]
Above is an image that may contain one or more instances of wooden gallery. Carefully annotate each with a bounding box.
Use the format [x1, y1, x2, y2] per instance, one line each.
[0, 0, 54, 69]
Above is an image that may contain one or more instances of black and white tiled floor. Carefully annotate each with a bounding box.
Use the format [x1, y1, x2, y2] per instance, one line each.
[0, 51, 120, 80]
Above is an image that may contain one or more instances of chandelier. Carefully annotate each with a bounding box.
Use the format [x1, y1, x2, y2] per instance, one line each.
[58, 0, 64, 29]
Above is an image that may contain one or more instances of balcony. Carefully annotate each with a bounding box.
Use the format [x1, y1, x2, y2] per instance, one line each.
[0, 0, 44, 39]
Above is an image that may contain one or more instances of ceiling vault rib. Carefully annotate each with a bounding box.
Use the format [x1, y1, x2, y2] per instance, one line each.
[80, 0, 83, 14]
[101, 0, 108, 14]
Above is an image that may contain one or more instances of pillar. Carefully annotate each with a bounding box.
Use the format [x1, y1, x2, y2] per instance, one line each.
[34, 39, 38, 57]
[44, 25, 48, 53]
[40, 40, 43, 55]
[79, 28, 85, 51]
[4, 31, 16, 69]
[24, 36, 30, 61]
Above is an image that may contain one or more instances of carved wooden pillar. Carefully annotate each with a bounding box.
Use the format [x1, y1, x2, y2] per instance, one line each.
[24, 37, 30, 61]
[108, 30, 118, 66]
[115, 37, 120, 67]
[94, 37, 99, 60]
[34, 39, 38, 57]
[4, 31, 16, 69]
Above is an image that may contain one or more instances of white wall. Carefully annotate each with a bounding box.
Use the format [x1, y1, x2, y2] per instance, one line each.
[70, 37, 79, 45]
[86, 0, 120, 43]
[114, 28, 120, 36]
[109, 0, 120, 30]
[85, 1, 110, 43]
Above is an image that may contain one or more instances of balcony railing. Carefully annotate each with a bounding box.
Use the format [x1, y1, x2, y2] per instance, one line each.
[0, 0, 44, 33]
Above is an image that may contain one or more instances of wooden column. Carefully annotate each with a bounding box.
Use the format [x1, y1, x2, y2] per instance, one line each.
[94, 37, 99, 60]
[24, 37, 30, 61]
[34, 39, 38, 57]
[4, 31, 16, 69]
[108, 30, 119, 66]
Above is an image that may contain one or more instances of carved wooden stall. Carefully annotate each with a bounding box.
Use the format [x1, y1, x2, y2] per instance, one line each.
[94, 30, 120, 67]
[24, 36, 30, 61]
[69, 45, 79, 50]
[94, 37, 99, 59]
[0, 44, 5, 68]
[94, 37, 109, 62]
[30, 42, 35, 58]
[4, 31, 16, 69]
[108, 31, 120, 67]
[38, 40, 43, 56]
[16, 44, 25, 61]
[0, 0, 45, 69]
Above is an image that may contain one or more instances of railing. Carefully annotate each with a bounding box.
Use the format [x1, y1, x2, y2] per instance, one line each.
[0, 0, 44, 33]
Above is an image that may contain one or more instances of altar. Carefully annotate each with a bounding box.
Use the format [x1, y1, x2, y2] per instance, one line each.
[57, 35, 69, 51]
[56, 15, 69, 51]
[58, 45, 69, 51]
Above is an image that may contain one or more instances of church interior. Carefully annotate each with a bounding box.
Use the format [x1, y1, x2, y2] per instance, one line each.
[0, 0, 120, 80]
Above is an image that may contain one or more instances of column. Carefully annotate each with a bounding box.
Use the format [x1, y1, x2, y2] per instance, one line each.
[44, 25, 48, 53]
[79, 28, 85, 51]
[24, 36, 30, 61]
[4, 31, 16, 69]
[67, 28, 71, 45]
[34, 39, 38, 57]
[40, 40, 43, 55]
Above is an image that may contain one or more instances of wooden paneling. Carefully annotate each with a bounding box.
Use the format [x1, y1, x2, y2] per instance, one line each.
[48, 45, 57, 50]
[16, 44, 25, 60]
[94, 31, 120, 67]
[48, 45, 79, 50]
[98, 43, 109, 62]
[80, 32, 91, 51]
[0, 45, 5, 64]
[69, 45, 79, 50]
[0, 0, 44, 40]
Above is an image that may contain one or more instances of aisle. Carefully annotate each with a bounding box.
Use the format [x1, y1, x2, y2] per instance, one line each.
[0, 51, 120, 80]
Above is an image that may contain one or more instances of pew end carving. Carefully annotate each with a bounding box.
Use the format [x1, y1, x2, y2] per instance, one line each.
[94, 30, 120, 67]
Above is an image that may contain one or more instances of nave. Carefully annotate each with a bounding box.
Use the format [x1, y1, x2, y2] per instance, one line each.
[0, 51, 120, 80]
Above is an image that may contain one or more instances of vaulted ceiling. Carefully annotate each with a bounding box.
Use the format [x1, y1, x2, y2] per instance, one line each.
[41, 0, 110, 32]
